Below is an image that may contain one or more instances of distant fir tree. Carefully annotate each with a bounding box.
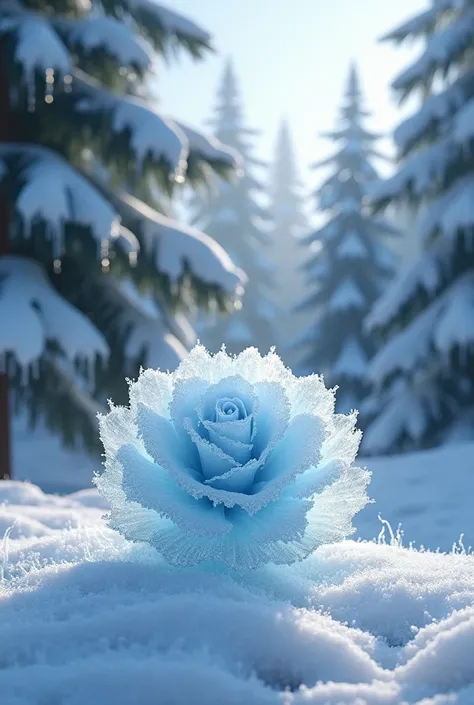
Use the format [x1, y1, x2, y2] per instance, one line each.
[296, 64, 398, 413]
[363, 2, 474, 454]
[0, 1, 243, 478]
[191, 59, 275, 355]
[269, 120, 309, 369]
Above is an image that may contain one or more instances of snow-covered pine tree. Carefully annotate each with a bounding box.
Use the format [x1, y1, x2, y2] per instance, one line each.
[296, 64, 398, 413]
[363, 1, 474, 455]
[0, 1, 244, 478]
[268, 120, 309, 369]
[190, 59, 275, 355]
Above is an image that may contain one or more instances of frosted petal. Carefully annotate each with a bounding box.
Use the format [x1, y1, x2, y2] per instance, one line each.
[202, 416, 254, 445]
[183, 418, 239, 480]
[256, 414, 324, 487]
[197, 376, 257, 423]
[205, 460, 259, 493]
[129, 368, 173, 420]
[202, 422, 253, 465]
[285, 458, 346, 500]
[137, 404, 198, 472]
[117, 444, 231, 538]
[252, 381, 290, 458]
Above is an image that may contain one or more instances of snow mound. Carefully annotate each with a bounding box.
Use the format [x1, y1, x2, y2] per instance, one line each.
[2, 482, 474, 704]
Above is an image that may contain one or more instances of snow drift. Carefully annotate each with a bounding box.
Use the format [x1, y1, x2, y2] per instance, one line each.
[1, 481, 474, 704]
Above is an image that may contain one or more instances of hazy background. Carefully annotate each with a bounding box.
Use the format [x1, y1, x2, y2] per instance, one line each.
[159, 0, 427, 176]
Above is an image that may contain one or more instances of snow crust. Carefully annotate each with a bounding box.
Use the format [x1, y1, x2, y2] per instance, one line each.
[2, 479, 474, 704]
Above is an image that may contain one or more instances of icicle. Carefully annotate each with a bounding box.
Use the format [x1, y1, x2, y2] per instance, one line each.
[45, 68, 54, 104]
[101, 257, 110, 273]
[26, 68, 36, 113]
[53, 259, 62, 274]
[129, 251, 137, 267]
[63, 74, 73, 93]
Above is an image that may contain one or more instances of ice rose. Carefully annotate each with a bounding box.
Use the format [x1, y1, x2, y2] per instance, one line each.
[96, 346, 369, 570]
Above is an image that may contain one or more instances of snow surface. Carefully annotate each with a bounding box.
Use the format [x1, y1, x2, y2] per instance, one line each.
[2, 477, 474, 704]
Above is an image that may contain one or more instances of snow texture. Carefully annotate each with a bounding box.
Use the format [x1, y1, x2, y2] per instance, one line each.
[2, 475, 474, 703]
[0, 256, 108, 369]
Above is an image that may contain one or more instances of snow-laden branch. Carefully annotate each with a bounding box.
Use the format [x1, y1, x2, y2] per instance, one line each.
[370, 141, 454, 204]
[0, 8, 72, 82]
[0, 143, 129, 259]
[0, 256, 108, 370]
[368, 272, 474, 384]
[125, 0, 212, 54]
[58, 15, 154, 73]
[103, 278, 187, 371]
[120, 193, 246, 297]
[391, 10, 474, 94]
[74, 70, 188, 179]
[175, 120, 242, 179]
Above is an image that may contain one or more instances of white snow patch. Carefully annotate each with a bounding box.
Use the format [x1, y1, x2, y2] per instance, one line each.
[121, 194, 245, 295]
[0, 257, 108, 369]
[2, 476, 474, 703]
[69, 16, 153, 71]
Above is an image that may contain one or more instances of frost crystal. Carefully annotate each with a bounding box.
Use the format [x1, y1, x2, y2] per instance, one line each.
[96, 346, 370, 571]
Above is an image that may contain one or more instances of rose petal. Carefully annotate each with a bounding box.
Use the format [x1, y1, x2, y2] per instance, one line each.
[184, 417, 240, 480]
[150, 497, 313, 570]
[256, 414, 324, 485]
[129, 368, 173, 421]
[202, 416, 254, 446]
[197, 376, 257, 425]
[169, 376, 210, 454]
[252, 381, 290, 459]
[202, 421, 253, 465]
[284, 458, 345, 499]
[117, 444, 232, 538]
[216, 398, 241, 422]
[205, 461, 258, 493]
[137, 403, 199, 474]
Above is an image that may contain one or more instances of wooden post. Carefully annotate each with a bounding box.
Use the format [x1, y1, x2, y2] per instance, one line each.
[0, 42, 12, 480]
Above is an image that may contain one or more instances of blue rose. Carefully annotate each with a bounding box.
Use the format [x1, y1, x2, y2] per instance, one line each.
[97, 346, 369, 570]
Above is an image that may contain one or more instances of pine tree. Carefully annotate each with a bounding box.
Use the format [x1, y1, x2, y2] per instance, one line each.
[0, 1, 244, 478]
[363, 2, 474, 454]
[190, 59, 275, 355]
[268, 120, 308, 369]
[296, 64, 398, 413]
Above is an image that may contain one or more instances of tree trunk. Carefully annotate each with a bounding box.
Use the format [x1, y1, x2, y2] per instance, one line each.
[0, 41, 12, 480]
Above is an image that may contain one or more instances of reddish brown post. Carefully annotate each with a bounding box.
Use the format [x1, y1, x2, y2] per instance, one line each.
[0, 42, 12, 480]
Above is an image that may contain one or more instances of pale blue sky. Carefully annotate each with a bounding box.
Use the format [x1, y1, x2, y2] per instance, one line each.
[159, 0, 427, 183]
